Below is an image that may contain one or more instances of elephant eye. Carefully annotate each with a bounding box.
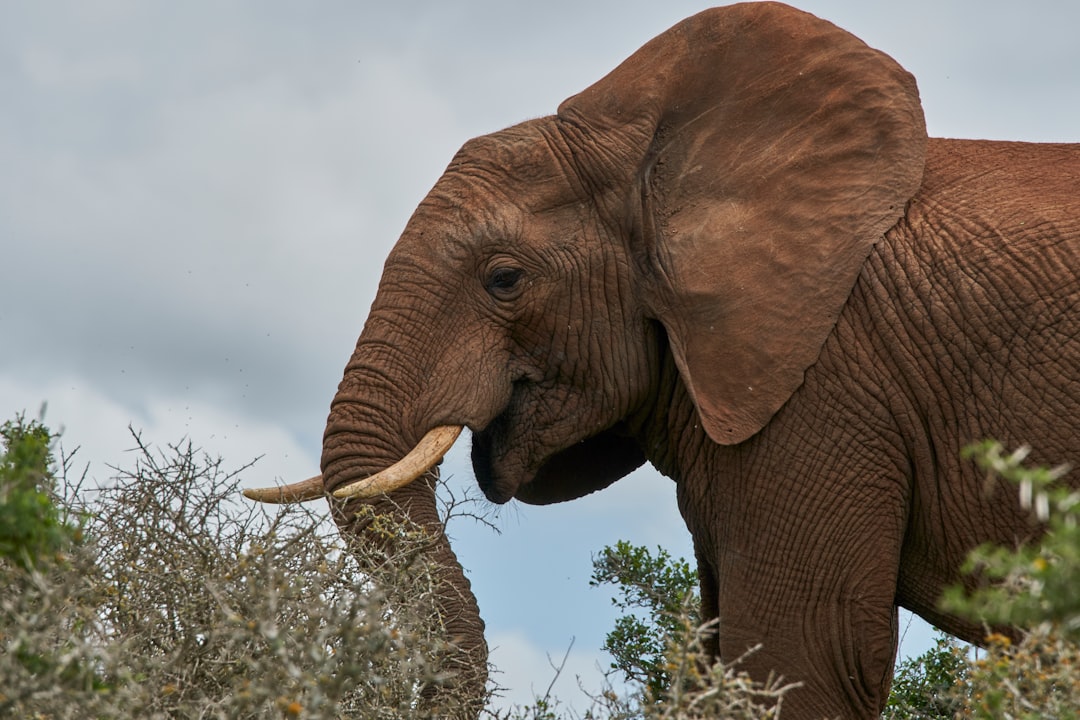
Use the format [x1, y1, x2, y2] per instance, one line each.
[485, 266, 525, 300]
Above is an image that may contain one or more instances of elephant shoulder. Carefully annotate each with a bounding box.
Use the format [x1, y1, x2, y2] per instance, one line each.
[896, 139, 1080, 259]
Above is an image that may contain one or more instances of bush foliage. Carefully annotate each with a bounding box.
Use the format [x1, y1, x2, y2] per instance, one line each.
[3, 415, 1077, 719]
[941, 441, 1080, 719]
[0, 417, 469, 718]
[590, 541, 699, 701]
[0, 415, 80, 569]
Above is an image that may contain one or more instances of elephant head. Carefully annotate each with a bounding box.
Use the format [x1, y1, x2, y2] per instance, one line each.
[246, 2, 926, 715]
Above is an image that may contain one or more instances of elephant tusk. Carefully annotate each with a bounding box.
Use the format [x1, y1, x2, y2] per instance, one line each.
[332, 425, 463, 500]
[242, 475, 325, 504]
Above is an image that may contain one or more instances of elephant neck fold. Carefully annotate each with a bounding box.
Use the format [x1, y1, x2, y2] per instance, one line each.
[628, 333, 711, 486]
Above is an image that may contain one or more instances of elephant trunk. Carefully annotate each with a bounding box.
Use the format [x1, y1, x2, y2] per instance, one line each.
[322, 368, 488, 719]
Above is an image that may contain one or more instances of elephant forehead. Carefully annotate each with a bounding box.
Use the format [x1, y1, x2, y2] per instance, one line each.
[448, 121, 558, 180]
[390, 120, 590, 270]
[404, 183, 523, 256]
[440, 122, 580, 211]
[401, 182, 575, 266]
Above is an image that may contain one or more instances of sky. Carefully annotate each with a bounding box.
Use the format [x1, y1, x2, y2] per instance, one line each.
[2, 0, 1078, 712]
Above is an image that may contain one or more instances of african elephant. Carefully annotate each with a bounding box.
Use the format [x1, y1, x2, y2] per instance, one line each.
[246, 3, 1080, 718]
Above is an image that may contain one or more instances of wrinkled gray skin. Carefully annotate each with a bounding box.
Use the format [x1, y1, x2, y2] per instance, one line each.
[321, 4, 1080, 718]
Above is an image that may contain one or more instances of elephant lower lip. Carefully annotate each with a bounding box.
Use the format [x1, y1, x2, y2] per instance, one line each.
[470, 425, 517, 504]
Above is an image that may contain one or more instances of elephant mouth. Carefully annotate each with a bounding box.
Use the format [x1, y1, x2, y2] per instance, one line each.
[470, 375, 543, 503]
[470, 414, 520, 504]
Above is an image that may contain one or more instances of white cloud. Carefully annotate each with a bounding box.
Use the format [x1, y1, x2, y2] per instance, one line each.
[0, 375, 318, 491]
[18, 45, 143, 94]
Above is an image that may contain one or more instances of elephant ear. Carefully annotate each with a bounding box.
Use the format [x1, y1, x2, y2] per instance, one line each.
[558, 2, 927, 444]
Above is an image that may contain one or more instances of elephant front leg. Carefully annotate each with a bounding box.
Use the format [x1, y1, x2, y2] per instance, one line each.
[695, 546, 721, 660]
[710, 553, 901, 719]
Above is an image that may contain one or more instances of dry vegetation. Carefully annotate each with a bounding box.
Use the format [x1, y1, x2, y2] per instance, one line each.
[3, 418, 1077, 719]
[1, 420, 472, 718]
[0, 417, 805, 720]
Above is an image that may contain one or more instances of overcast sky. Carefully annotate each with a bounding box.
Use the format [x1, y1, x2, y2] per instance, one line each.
[2, 0, 1078, 712]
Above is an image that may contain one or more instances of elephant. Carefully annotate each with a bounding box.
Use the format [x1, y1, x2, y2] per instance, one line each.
[244, 2, 1080, 718]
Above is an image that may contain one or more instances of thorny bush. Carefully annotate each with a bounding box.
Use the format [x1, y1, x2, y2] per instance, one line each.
[0, 418, 482, 719]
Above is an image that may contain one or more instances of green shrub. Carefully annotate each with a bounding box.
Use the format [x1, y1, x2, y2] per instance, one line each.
[586, 543, 800, 717]
[941, 441, 1079, 636]
[0, 413, 81, 569]
[590, 541, 699, 702]
[882, 634, 968, 719]
[939, 441, 1080, 718]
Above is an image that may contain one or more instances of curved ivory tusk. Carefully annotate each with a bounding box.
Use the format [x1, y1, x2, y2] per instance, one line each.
[242, 475, 325, 504]
[332, 425, 463, 500]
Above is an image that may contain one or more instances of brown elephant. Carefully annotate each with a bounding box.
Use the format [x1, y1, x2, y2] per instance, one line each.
[246, 3, 1080, 718]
